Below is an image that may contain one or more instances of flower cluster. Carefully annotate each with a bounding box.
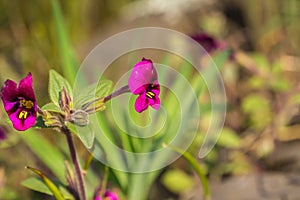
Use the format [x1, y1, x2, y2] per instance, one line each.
[0, 58, 160, 199]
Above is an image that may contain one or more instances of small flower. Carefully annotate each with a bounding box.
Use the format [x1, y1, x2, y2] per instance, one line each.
[128, 58, 160, 113]
[0, 73, 37, 131]
[191, 32, 235, 60]
[190, 32, 222, 53]
[94, 190, 118, 200]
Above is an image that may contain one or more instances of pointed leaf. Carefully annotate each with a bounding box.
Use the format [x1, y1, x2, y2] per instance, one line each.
[25, 166, 65, 200]
[161, 169, 194, 194]
[20, 132, 66, 183]
[67, 123, 94, 149]
[21, 177, 74, 199]
[42, 102, 63, 113]
[218, 128, 242, 149]
[49, 70, 73, 107]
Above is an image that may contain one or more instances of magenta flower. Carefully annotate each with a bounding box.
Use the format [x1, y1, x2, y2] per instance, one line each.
[190, 32, 222, 53]
[94, 191, 118, 200]
[0, 73, 37, 131]
[128, 58, 160, 113]
[191, 32, 235, 60]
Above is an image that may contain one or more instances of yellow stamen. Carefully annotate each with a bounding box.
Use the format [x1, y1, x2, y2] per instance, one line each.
[20, 99, 34, 109]
[18, 110, 28, 119]
[146, 91, 155, 99]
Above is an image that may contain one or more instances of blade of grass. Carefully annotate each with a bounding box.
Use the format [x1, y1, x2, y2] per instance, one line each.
[51, 0, 78, 83]
[26, 166, 66, 200]
[21, 130, 66, 184]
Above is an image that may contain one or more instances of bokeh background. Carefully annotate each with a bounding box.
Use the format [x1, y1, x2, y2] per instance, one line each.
[0, 0, 300, 199]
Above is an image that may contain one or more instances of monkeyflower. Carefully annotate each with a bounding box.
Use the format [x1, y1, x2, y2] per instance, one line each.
[0, 73, 37, 131]
[128, 58, 160, 113]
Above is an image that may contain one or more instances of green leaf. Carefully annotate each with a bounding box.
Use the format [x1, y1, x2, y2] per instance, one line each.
[25, 167, 65, 200]
[74, 80, 112, 108]
[22, 177, 73, 199]
[34, 116, 48, 128]
[42, 103, 62, 113]
[269, 77, 291, 91]
[217, 128, 242, 148]
[67, 123, 94, 149]
[242, 94, 272, 129]
[49, 70, 73, 107]
[20, 131, 66, 183]
[161, 169, 194, 194]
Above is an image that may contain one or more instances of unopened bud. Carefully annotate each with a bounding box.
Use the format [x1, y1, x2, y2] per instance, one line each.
[81, 97, 106, 114]
[59, 87, 72, 112]
[71, 110, 89, 127]
[42, 111, 62, 127]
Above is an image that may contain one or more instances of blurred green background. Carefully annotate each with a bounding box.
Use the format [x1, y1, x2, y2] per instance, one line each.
[0, 0, 300, 199]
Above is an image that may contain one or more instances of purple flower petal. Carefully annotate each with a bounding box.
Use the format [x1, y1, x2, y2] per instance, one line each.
[104, 191, 118, 200]
[19, 73, 35, 101]
[128, 59, 158, 94]
[1, 79, 18, 102]
[8, 109, 36, 131]
[2, 100, 18, 113]
[134, 95, 149, 113]
[150, 97, 160, 110]
[190, 33, 220, 53]
[94, 190, 118, 200]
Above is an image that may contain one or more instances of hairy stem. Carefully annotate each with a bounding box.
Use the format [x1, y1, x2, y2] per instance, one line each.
[62, 126, 86, 200]
[104, 85, 130, 102]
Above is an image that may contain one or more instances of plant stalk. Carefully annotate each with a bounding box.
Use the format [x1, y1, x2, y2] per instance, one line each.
[62, 126, 86, 200]
[104, 85, 130, 102]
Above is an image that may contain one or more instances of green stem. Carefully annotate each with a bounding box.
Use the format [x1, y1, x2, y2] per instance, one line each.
[62, 126, 86, 200]
[100, 165, 109, 198]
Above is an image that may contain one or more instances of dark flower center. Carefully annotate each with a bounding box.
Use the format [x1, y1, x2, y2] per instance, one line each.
[146, 91, 155, 99]
[17, 99, 34, 120]
[145, 84, 158, 99]
[20, 99, 34, 109]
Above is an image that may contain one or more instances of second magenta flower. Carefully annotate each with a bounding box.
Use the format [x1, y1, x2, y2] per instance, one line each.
[128, 58, 160, 113]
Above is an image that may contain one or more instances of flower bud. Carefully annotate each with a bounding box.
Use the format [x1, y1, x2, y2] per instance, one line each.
[59, 87, 72, 113]
[81, 97, 106, 114]
[42, 111, 62, 127]
[71, 110, 89, 127]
